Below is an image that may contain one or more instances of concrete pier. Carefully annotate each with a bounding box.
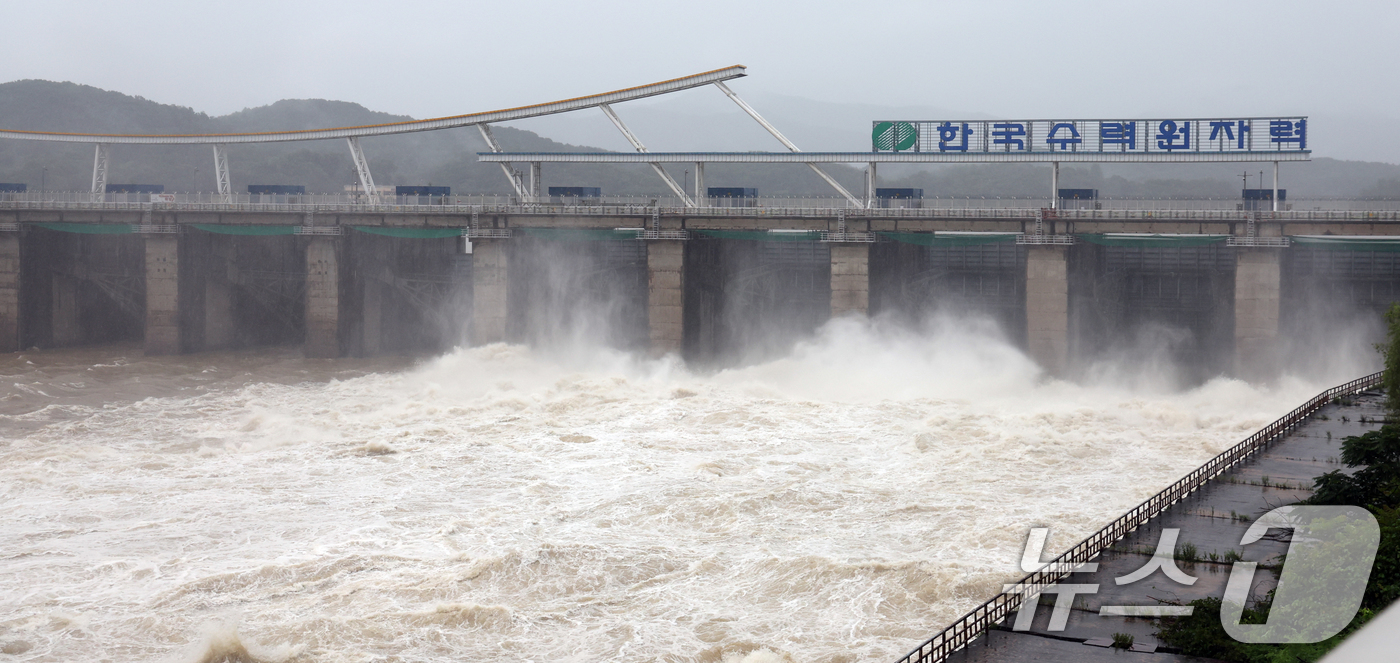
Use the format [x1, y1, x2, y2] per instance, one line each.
[0, 234, 18, 352]
[1025, 245, 1069, 373]
[647, 240, 686, 354]
[829, 243, 869, 317]
[0, 206, 1396, 370]
[144, 236, 180, 355]
[1235, 247, 1281, 376]
[304, 236, 342, 358]
[472, 239, 509, 345]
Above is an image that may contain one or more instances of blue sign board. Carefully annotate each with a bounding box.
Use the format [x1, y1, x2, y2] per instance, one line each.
[873, 118, 1307, 154]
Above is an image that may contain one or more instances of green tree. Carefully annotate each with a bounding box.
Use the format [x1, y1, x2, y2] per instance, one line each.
[1156, 596, 1372, 663]
[1309, 425, 1400, 509]
[1381, 303, 1400, 416]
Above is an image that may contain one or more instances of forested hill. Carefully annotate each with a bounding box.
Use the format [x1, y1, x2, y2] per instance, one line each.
[0, 80, 865, 196]
[1, 79, 1398, 199]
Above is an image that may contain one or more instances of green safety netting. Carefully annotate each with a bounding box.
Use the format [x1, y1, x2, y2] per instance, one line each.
[878, 232, 1017, 247]
[514, 227, 643, 241]
[34, 222, 133, 234]
[191, 224, 299, 236]
[693, 229, 821, 242]
[1079, 233, 1229, 248]
[353, 226, 464, 239]
[1289, 236, 1400, 252]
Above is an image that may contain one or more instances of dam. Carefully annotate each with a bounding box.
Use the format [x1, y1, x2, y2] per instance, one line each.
[2, 199, 1398, 381]
[1, 65, 1396, 663]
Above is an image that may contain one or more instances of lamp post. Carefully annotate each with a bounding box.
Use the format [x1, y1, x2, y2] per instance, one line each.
[40, 167, 46, 198]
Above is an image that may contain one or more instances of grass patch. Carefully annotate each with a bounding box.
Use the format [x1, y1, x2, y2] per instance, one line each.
[1175, 541, 1199, 564]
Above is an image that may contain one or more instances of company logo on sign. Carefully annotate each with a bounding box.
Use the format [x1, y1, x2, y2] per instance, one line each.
[872, 121, 918, 152]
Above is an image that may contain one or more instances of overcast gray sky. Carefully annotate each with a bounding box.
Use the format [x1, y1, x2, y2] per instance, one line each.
[2, 0, 1398, 161]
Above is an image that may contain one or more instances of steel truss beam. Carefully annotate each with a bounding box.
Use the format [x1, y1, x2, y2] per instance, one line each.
[865, 163, 877, 208]
[599, 103, 694, 207]
[346, 137, 380, 205]
[212, 144, 232, 203]
[58, 266, 143, 321]
[90, 144, 108, 198]
[0, 66, 748, 145]
[1273, 161, 1280, 213]
[477, 124, 528, 201]
[223, 263, 306, 331]
[695, 162, 705, 207]
[713, 81, 863, 208]
[374, 268, 457, 331]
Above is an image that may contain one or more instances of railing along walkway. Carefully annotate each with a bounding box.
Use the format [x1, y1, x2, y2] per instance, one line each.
[4, 199, 1400, 222]
[894, 371, 1385, 663]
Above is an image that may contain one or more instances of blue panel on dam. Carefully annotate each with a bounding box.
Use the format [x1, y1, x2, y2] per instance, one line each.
[875, 187, 923, 199]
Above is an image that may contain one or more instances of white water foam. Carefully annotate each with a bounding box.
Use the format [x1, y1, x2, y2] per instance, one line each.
[0, 315, 1351, 662]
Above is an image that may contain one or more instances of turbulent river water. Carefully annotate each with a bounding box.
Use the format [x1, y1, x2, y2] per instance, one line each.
[0, 316, 1374, 663]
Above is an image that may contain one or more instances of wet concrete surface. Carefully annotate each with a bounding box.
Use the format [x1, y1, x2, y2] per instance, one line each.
[944, 390, 1386, 661]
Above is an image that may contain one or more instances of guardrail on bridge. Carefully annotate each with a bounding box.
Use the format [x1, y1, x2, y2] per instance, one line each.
[4, 199, 1400, 222]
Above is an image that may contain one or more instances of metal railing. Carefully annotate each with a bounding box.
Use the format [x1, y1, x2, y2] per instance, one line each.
[465, 228, 512, 239]
[293, 226, 341, 236]
[3, 191, 1400, 214]
[821, 231, 877, 243]
[1226, 236, 1291, 247]
[5, 200, 1400, 224]
[640, 229, 689, 240]
[1016, 234, 1075, 245]
[5, 192, 1400, 223]
[894, 371, 1384, 663]
[133, 224, 178, 234]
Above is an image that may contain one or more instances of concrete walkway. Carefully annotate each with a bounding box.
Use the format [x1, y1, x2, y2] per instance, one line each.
[945, 389, 1386, 662]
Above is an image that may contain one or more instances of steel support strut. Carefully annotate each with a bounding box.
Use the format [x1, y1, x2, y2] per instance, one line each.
[90, 143, 109, 198]
[477, 124, 529, 202]
[212, 144, 232, 203]
[1272, 161, 1279, 212]
[346, 136, 379, 204]
[694, 162, 705, 207]
[599, 103, 695, 207]
[712, 81, 863, 208]
[865, 163, 877, 208]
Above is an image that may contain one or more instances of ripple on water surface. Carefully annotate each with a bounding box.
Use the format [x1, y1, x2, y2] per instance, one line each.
[0, 319, 1358, 662]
